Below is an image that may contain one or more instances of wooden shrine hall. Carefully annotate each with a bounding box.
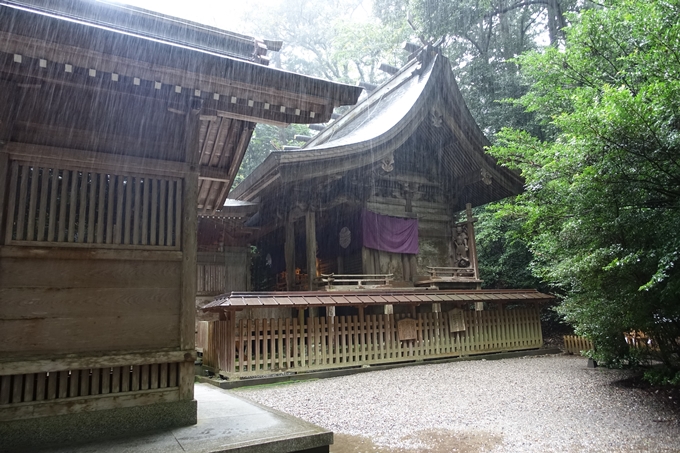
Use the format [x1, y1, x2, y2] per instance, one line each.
[0, 0, 361, 449]
[230, 45, 525, 291]
[199, 46, 553, 379]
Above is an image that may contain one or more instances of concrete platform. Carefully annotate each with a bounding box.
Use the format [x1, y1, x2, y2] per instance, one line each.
[41, 383, 332, 453]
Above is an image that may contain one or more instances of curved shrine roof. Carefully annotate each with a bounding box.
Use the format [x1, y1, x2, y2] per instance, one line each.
[231, 47, 524, 208]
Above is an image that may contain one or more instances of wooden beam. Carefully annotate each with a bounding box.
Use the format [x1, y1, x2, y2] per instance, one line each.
[210, 123, 254, 215]
[11, 121, 183, 159]
[198, 119, 222, 166]
[0, 350, 196, 376]
[0, 388, 180, 422]
[216, 109, 290, 128]
[199, 166, 231, 182]
[0, 31, 349, 115]
[0, 245, 183, 261]
[4, 143, 189, 179]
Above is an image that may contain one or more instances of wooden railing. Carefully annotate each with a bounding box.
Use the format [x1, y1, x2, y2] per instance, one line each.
[320, 274, 394, 291]
[563, 335, 594, 355]
[564, 332, 665, 356]
[427, 266, 476, 279]
[203, 305, 543, 376]
[624, 331, 657, 350]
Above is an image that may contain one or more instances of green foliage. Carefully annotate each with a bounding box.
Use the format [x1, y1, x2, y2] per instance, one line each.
[487, 0, 680, 370]
[241, 0, 411, 84]
[233, 123, 310, 187]
[643, 367, 680, 386]
[373, 0, 579, 138]
[476, 204, 542, 290]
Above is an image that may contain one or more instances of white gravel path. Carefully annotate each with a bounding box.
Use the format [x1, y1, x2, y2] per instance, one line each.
[234, 355, 680, 452]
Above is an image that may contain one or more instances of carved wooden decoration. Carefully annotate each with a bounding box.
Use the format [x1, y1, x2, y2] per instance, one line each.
[452, 224, 470, 267]
[339, 226, 351, 249]
[397, 318, 417, 341]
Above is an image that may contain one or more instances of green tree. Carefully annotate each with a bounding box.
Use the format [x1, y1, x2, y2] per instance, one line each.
[476, 205, 542, 291]
[487, 0, 680, 369]
[241, 0, 411, 84]
[373, 0, 580, 138]
[233, 123, 311, 187]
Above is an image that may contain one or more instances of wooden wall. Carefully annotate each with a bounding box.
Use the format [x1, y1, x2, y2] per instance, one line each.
[363, 192, 452, 280]
[0, 138, 197, 423]
[0, 253, 181, 355]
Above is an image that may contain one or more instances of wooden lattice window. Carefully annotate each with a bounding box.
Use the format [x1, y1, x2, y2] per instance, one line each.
[5, 161, 182, 249]
[0, 362, 181, 406]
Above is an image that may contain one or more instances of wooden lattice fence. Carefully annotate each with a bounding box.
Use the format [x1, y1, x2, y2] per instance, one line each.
[203, 305, 543, 377]
[563, 335, 594, 355]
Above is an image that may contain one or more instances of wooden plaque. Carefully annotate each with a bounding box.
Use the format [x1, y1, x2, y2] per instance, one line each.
[397, 318, 417, 341]
[448, 309, 466, 333]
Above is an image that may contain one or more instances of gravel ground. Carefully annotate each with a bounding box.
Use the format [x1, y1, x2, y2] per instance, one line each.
[234, 355, 680, 452]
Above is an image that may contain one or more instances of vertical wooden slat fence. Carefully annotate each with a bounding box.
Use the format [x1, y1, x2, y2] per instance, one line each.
[0, 362, 181, 406]
[4, 160, 182, 248]
[563, 335, 594, 355]
[202, 305, 543, 377]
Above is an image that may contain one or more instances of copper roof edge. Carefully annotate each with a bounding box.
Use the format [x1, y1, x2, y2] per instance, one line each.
[203, 289, 554, 310]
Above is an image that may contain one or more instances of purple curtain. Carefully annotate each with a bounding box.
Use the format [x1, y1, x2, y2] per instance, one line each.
[361, 209, 419, 254]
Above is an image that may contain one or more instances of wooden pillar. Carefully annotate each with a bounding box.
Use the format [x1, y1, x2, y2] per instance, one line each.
[358, 306, 366, 352]
[409, 254, 418, 281]
[465, 203, 479, 280]
[0, 80, 17, 147]
[362, 247, 372, 274]
[285, 218, 295, 291]
[305, 210, 316, 291]
[225, 311, 236, 373]
[179, 108, 200, 401]
[401, 254, 411, 281]
[0, 81, 17, 244]
[0, 151, 9, 244]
